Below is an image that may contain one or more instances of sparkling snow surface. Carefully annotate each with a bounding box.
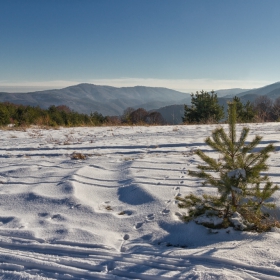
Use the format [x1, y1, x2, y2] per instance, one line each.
[0, 123, 279, 279]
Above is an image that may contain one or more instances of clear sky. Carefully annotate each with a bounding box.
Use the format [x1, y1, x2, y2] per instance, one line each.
[1, 0, 280, 93]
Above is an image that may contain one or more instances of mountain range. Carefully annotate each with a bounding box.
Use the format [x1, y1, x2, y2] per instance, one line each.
[0, 83, 191, 116]
[1, 81, 280, 124]
[155, 82, 280, 124]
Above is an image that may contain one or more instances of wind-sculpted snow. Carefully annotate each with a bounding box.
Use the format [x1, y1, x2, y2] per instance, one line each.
[0, 124, 279, 279]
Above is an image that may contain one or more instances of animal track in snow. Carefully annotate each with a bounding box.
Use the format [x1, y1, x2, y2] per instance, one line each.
[161, 209, 170, 215]
[51, 214, 65, 221]
[123, 234, 130, 240]
[69, 203, 81, 209]
[174, 212, 186, 219]
[146, 214, 155, 221]
[38, 212, 49, 218]
[134, 222, 143, 229]
[172, 186, 180, 196]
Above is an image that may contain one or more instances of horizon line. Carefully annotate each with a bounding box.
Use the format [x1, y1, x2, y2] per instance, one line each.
[0, 78, 277, 93]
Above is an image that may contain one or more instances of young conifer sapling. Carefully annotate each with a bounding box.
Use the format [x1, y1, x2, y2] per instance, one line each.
[176, 102, 279, 231]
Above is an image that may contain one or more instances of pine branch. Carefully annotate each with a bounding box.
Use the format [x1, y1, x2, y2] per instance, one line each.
[241, 135, 262, 154]
[195, 150, 221, 171]
[205, 135, 228, 155]
[216, 128, 234, 154]
[234, 127, 249, 154]
[245, 143, 275, 169]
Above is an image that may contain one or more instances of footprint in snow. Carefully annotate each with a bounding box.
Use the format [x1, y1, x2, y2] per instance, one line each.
[146, 214, 155, 221]
[134, 222, 143, 229]
[123, 234, 130, 240]
[38, 212, 49, 218]
[175, 212, 182, 217]
[51, 214, 65, 221]
[175, 212, 186, 219]
[172, 186, 180, 196]
[118, 210, 133, 216]
[161, 209, 170, 215]
[69, 203, 81, 209]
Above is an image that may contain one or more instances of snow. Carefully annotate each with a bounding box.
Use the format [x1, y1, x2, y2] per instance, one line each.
[0, 123, 279, 279]
[194, 213, 224, 227]
[229, 212, 248, 231]
[227, 169, 246, 179]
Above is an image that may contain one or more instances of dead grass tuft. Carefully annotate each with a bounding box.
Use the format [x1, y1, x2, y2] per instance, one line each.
[71, 152, 87, 160]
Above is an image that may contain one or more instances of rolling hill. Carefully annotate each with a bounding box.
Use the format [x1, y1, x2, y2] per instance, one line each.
[1, 81, 280, 124]
[0, 83, 191, 116]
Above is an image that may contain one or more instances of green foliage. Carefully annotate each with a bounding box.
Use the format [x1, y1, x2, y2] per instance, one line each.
[0, 104, 10, 125]
[233, 96, 255, 123]
[182, 90, 224, 124]
[90, 111, 108, 125]
[0, 102, 108, 127]
[177, 102, 279, 231]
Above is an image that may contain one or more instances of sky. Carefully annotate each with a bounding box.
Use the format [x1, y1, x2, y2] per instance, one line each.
[1, 0, 280, 93]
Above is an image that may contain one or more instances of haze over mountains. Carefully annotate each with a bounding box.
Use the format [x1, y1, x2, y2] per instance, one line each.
[0, 83, 191, 116]
[1, 82, 280, 124]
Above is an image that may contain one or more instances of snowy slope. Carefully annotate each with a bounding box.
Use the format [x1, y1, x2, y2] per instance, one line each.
[0, 123, 279, 279]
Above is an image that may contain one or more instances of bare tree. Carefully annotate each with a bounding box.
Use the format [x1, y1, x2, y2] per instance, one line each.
[129, 108, 148, 124]
[121, 107, 135, 123]
[271, 97, 280, 121]
[145, 111, 165, 125]
[253, 95, 273, 122]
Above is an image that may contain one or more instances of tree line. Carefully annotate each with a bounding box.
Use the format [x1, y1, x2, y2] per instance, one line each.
[1, 92, 280, 127]
[0, 102, 165, 127]
[0, 103, 107, 127]
[121, 107, 165, 125]
[182, 91, 280, 124]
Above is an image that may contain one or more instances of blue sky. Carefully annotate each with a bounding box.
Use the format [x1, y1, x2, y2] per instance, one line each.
[1, 0, 280, 92]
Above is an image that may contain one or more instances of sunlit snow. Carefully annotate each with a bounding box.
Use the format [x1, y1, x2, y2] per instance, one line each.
[0, 123, 279, 279]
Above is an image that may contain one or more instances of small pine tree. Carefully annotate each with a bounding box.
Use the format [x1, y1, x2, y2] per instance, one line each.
[177, 102, 279, 231]
[182, 90, 224, 124]
[233, 96, 255, 123]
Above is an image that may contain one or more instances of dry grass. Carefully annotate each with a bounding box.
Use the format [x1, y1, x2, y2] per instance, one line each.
[70, 152, 87, 160]
[241, 209, 280, 232]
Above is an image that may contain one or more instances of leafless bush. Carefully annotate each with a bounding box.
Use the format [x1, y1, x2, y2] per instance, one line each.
[71, 152, 87, 160]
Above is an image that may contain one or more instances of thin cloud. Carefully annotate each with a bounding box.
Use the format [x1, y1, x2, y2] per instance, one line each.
[0, 78, 275, 93]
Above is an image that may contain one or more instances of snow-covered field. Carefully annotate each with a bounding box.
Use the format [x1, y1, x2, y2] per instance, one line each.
[0, 123, 280, 279]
